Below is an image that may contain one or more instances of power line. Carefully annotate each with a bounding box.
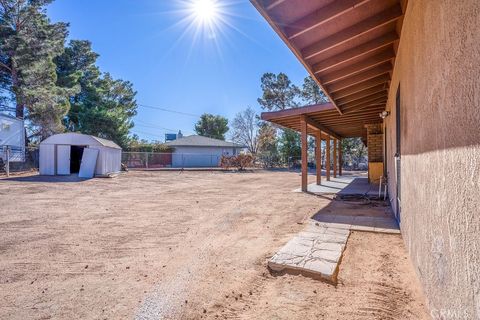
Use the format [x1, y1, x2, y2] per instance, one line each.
[137, 104, 201, 118]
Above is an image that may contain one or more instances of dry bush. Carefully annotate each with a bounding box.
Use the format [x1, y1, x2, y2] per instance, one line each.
[220, 154, 254, 171]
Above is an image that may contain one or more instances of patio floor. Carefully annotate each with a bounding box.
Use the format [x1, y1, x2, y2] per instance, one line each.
[271, 176, 398, 283]
[293, 175, 381, 198]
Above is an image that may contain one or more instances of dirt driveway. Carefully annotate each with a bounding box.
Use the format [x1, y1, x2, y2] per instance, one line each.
[0, 170, 429, 319]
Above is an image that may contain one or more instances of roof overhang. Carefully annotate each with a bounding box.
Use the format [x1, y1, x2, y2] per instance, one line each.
[252, 0, 407, 138]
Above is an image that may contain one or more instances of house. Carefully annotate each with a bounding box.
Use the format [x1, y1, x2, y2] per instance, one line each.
[252, 0, 479, 317]
[165, 135, 245, 168]
[39, 133, 122, 178]
[0, 113, 25, 163]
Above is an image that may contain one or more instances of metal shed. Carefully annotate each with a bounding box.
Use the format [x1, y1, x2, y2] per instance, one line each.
[39, 133, 121, 178]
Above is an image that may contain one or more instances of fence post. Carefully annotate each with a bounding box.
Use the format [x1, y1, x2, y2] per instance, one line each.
[5, 146, 10, 177]
[145, 152, 149, 169]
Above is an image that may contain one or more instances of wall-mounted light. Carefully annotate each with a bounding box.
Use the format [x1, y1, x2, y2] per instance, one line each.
[379, 111, 390, 119]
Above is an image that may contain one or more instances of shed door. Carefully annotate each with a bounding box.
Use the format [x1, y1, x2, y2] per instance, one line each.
[79, 148, 99, 178]
[56, 145, 71, 175]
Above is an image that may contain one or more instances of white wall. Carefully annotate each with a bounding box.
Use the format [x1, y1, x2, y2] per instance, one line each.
[172, 147, 237, 167]
[39, 144, 55, 175]
[92, 146, 121, 175]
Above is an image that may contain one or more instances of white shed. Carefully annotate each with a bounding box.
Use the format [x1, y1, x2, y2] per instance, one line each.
[39, 133, 121, 178]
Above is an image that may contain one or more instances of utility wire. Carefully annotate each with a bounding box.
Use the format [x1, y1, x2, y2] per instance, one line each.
[137, 104, 201, 118]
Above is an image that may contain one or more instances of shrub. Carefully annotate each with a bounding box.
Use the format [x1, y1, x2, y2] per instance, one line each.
[220, 154, 254, 171]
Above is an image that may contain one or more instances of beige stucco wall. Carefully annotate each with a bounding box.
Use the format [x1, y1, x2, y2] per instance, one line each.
[384, 1, 480, 318]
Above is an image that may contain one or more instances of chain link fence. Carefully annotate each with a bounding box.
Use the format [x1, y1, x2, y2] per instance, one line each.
[122, 152, 224, 169]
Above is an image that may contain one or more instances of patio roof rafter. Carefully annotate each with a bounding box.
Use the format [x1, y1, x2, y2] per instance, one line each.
[251, 0, 407, 138]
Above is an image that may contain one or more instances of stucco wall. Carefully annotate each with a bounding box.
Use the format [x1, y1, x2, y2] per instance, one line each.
[384, 1, 480, 318]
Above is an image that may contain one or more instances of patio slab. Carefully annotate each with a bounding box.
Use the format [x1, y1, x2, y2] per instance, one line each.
[293, 176, 380, 198]
[268, 214, 400, 282]
[268, 222, 348, 282]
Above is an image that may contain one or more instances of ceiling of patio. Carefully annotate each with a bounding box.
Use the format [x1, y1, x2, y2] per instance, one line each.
[252, 0, 407, 138]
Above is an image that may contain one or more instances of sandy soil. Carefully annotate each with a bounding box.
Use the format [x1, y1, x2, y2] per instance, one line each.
[0, 170, 429, 319]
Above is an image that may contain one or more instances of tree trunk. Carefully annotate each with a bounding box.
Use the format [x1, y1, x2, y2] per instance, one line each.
[10, 58, 24, 119]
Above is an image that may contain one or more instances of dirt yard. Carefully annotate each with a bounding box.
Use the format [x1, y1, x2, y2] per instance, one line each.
[0, 170, 429, 319]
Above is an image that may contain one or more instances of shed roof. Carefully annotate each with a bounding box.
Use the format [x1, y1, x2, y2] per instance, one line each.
[165, 135, 245, 148]
[40, 133, 121, 149]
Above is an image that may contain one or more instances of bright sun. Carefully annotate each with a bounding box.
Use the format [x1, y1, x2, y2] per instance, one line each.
[190, 0, 219, 24]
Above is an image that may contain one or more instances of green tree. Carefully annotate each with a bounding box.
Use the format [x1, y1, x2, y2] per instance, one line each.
[342, 138, 367, 169]
[55, 40, 137, 148]
[194, 113, 229, 140]
[257, 72, 303, 164]
[257, 72, 300, 111]
[0, 0, 77, 139]
[302, 76, 328, 105]
[278, 129, 301, 164]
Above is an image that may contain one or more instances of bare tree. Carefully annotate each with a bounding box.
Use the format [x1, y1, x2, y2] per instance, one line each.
[231, 107, 260, 154]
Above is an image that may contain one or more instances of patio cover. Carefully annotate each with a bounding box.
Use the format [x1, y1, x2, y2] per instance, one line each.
[253, 0, 407, 139]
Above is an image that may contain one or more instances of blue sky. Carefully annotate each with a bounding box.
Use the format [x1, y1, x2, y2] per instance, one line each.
[47, 0, 308, 141]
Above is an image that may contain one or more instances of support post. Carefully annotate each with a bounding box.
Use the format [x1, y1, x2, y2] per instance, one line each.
[326, 135, 331, 181]
[315, 132, 322, 185]
[333, 138, 337, 178]
[339, 139, 343, 176]
[301, 115, 308, 192]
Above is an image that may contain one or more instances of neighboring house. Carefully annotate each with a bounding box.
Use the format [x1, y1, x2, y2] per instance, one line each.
[0, 113, 25, 163]
[165, 135, 245, 168]
[253, 0, 479, 318]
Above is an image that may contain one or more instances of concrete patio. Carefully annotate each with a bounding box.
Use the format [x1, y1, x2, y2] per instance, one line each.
[270, 176, 398, 283]
[293, 175, 381, 198]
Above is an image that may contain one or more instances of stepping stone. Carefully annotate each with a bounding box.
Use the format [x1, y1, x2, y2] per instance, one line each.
[268, 215, 400, 282]
[268, 222, 348, 283]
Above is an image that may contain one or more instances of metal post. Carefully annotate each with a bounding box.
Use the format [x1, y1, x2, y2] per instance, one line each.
[6, 146, 10, 177]
[145, 152, 149, 169]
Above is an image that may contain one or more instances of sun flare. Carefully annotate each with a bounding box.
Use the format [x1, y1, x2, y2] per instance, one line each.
[190, 0, 219, 24]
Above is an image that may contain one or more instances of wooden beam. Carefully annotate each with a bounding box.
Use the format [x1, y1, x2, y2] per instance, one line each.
[327, 63, 392, 93]
[249, 0, 343, 115]
[304, 116, 342, 140]
[301, 115, 308, 192]
[338, 90, 388, 108]
[316, 132, 322, 185]
[330, 74, 391, 99]
[333, 138, 338, 178]
[285, 0, 370, 40]
[264, 0, 286, 10]
[319, 49, 395, 84]
[326, 135, 331, 181]
[312, 32, 399, 74]
[339, 139, 343, 176]
[302, 4, 403, 60]
[334, 83, 387, 104]
[343, 103, 386, 115]
[261, 103, 335, 121]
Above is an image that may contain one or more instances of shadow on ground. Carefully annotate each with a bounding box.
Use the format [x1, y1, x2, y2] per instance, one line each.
[1, 174, 88, 183]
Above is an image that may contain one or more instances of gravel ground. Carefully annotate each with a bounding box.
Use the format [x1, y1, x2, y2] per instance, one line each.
[0, 170, 429, 319]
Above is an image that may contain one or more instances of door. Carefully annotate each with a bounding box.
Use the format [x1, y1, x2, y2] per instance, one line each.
[394, 85, 401, 223]
[56, 145, 71, 175]
[78, 148, 99, 178]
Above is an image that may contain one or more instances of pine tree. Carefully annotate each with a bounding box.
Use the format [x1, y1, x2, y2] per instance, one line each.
[0, 0, 77, 139]
[55, 40, 137, 148]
